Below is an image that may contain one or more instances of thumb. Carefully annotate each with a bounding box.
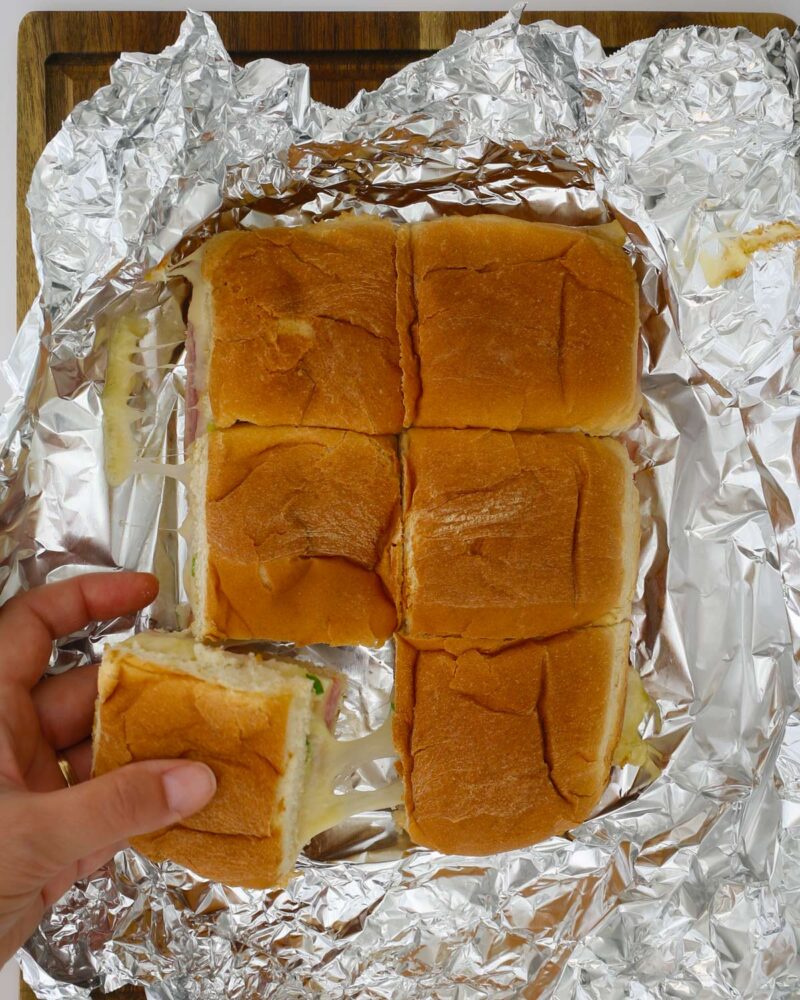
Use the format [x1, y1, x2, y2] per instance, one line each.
[27, 760, 216, 872]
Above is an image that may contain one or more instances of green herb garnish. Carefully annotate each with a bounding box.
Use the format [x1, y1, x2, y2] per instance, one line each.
[306, 672, 324, 696]
[190, 554, 197, 577]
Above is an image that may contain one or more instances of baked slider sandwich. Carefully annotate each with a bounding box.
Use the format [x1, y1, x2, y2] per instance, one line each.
[178, 214, 403, 438]
[93, 632, 400, 888]
[398, 215, 639, 433]
[190, 425, 402, 647]
[393, 624, 629, 854]
[402, 429, 638, 640]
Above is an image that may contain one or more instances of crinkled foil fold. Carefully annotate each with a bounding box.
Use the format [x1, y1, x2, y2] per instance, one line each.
[8, 8, 800, 997]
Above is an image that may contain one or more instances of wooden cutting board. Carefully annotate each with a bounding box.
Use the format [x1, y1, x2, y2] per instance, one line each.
[16, 9, 795, 1000]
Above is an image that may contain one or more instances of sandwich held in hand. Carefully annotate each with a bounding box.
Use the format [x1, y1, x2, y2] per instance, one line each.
[92, 632, 399, 889]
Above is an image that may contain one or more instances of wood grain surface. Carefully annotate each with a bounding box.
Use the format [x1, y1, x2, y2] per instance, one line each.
[15, 8, 796, 1000]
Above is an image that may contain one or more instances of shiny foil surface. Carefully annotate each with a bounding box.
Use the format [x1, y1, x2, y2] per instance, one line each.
[9, 8, 800, 997]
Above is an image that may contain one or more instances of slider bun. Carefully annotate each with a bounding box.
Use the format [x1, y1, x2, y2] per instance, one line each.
[92, 634, 314, 888]
[194, 426, 402, 647]
[393, 624, 629, 854]
[201, 216, 403, 434]
[402, 429, 639, 639]
[398, 215, 640, 432]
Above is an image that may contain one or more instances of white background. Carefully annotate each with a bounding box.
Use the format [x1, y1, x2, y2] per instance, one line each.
[3, 1, 798, 998]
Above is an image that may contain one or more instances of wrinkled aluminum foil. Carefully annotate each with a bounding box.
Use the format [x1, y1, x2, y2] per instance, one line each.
[9, 7, 800, 997]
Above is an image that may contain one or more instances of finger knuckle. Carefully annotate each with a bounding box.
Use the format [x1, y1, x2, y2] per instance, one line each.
[2, 797, 55, 882]
[104, 770, 148, 833]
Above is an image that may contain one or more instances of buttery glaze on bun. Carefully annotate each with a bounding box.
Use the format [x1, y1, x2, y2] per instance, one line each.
[392, 624, 630, 855]
[397, 215, 640, 432]
[402, 429, 639, 640]
[193, 426, 402, 647]
[191, 215, 403, 434]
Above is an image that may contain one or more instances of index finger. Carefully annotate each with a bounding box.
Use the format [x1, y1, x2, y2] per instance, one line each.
[0, 571, 158, 687]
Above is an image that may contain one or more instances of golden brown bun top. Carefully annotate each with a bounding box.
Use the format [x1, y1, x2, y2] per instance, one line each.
[402, 429, 639, 640]
[202, 426, 401, 646]
[93, 649, 295, 888]
[399, 215, 640, 432]
[393, 625, 629, 855]
[205, 426, 400, 570]
[202, 215, 403, 434]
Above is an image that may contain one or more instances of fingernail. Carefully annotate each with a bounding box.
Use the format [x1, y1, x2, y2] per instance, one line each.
[162, 763, 216, 817]
[135, 572, 159, 595]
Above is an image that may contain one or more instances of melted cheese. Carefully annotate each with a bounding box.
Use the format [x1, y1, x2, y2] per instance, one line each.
[612, 668, 661, 779]
[300, 714, 401, 844]
[130, 631, 195, 657]
[102, 314, 147, 487]
[700, 221, 800, 287]
[167, 253, 201, 285]
[129, 458, 191, 484]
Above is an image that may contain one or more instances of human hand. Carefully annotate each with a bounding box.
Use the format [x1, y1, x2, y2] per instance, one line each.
[0, 572, 217, 964]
